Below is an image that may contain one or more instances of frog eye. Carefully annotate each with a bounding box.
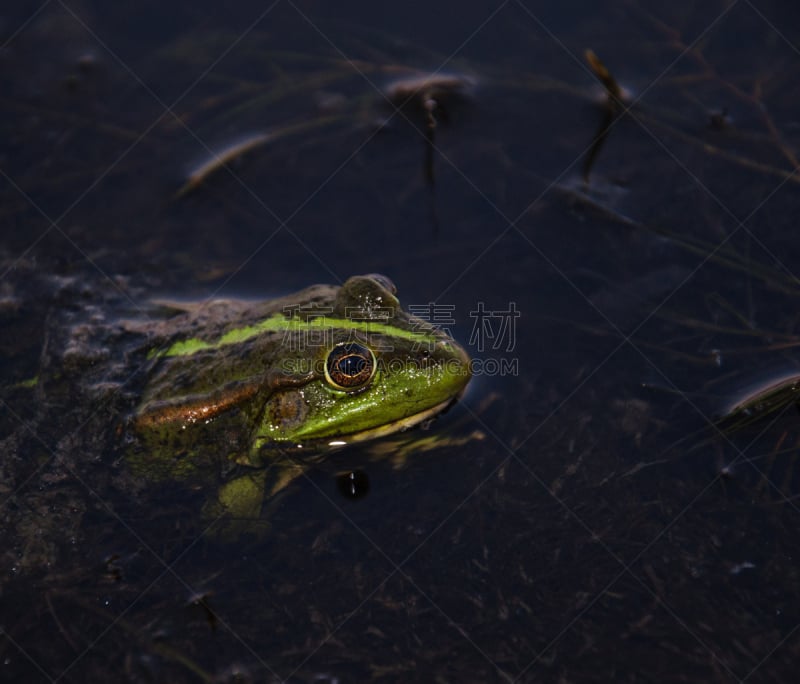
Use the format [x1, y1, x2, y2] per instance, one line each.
[325, 343, 376, 391]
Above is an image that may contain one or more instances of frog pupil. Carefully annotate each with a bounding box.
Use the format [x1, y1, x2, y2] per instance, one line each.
[338, 355, 365, 376]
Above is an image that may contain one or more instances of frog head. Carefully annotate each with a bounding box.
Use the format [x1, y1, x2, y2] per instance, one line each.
[253, 274, 471, 452]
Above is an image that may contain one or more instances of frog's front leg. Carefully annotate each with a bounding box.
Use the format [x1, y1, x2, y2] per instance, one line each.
[202, 461, 307, 541]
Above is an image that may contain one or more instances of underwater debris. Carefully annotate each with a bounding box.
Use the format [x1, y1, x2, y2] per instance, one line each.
[384, 72, 476, 111]
[584, 49, 628, 105]
[175, 131, 272, 199]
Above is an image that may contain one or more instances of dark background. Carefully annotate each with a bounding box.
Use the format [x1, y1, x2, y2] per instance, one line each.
[2, 1, 800, 681]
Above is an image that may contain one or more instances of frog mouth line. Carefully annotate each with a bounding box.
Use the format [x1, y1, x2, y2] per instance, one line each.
[329, 397, 458, 447]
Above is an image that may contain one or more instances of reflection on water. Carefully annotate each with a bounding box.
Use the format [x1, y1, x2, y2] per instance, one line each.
[2, 0, 800, 681]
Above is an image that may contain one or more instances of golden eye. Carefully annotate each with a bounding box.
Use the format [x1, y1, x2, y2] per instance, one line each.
[325, 343, 376, 391]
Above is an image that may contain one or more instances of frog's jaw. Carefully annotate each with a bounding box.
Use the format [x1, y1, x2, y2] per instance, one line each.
[322, 396, 458, 447]
[253, 389, 463, 453]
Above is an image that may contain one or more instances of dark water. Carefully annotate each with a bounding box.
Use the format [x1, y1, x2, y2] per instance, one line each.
[3, 1, 800, 681]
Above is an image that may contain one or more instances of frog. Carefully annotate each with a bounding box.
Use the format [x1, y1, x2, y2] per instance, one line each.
[0, 269, 472, 555]
[121, 273, 472, 533]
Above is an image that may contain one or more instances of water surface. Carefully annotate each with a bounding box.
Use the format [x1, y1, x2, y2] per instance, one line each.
[2, 1, 800, 681]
